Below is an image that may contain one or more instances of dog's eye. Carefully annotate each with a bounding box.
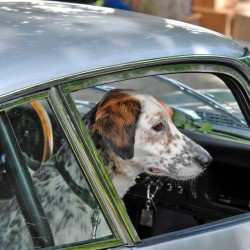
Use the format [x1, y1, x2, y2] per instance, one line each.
[152, 122, 164, 132]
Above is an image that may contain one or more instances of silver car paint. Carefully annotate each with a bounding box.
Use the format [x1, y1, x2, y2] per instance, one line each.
[125, 214, 250, 250]
[0, 1, 245, 97]
[138, 223, 250, 250]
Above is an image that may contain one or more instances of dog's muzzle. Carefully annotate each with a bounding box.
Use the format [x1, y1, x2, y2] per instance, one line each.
[195, 151, 213, 169]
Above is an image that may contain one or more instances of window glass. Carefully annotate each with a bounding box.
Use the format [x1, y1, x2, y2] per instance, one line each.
[0, 98, 113, 249]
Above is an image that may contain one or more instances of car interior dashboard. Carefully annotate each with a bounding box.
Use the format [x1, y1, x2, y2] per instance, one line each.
[124, 130, 250, 239]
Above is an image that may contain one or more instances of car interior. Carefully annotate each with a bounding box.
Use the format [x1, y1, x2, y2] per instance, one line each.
[0, 72, 250, 243]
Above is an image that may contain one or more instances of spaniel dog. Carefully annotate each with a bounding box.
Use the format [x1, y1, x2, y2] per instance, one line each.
[0, 89, 212, 249]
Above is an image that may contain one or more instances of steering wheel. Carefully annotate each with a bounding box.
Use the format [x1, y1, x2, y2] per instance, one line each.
[30, 101, 53, 163]
[7, 101, 53, 164]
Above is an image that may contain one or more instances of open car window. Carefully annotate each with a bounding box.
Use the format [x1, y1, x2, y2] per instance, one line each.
[69, 71, 250, 242]
[0, 98, 113, 249]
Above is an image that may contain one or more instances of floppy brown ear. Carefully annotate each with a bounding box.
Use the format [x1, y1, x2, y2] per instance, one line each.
[91, 90, 141, 160]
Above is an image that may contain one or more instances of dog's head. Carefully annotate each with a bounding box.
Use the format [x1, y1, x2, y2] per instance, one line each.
[84, 89, 212, 181]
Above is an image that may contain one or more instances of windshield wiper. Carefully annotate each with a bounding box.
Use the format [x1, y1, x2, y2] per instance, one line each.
[156, 75, 247, 127]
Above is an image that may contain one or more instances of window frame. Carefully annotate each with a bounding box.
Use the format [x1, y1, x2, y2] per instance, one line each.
[60, 61, 250, 246]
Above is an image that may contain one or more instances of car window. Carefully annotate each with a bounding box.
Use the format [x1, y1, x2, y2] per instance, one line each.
[69, 72, 250, 241]
[0, 98, 113, 249]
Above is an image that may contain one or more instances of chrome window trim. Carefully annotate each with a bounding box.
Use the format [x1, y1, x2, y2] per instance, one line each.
[0, 92, 48, 112]
[62, 62, 249, 93]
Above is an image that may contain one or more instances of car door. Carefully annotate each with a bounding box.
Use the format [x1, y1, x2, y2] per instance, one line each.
[0, 60, 250, 250]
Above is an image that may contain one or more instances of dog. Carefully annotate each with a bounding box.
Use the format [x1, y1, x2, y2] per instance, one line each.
[0, 89, 212, 249]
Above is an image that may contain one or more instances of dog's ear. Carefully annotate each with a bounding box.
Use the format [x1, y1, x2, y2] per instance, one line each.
[83, 103, 99, 128]
[90, 90, 141, 160]
[83, 103, 103, 150]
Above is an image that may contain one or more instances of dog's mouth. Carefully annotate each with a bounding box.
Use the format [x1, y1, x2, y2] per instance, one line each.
[147, 167, 204, 180]
[148, 167, 168, 176]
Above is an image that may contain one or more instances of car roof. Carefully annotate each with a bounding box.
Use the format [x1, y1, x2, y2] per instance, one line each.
[0, 1, 245, 98]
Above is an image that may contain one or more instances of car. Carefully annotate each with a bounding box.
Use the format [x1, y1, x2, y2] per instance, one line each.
[0, 1, 250, 249]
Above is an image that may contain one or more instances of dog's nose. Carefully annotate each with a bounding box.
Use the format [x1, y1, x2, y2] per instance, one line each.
[196, 153, 212, 169]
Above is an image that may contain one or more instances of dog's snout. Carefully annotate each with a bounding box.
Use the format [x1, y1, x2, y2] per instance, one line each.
[196, 152, 212, 169]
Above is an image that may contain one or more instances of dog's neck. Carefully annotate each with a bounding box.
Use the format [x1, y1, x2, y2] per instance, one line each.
[102, 151, 143, 198]
[63, 147, 142, 199]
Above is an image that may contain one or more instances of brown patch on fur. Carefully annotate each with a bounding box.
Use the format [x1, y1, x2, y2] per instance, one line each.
[93, 92, 140, 147]
[91, 89, 141, 159]
[167, 132, 175, 145]
[146, 133, 160, 144]
[112, 165, 122, 174]
[147, 111, 163, 125]
[154, 97, 174, 121]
